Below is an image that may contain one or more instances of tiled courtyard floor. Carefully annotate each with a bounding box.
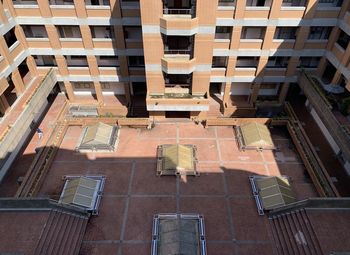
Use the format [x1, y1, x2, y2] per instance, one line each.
[5, 121, 316, 255]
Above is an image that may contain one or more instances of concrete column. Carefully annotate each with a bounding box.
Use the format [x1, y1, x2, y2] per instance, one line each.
[326, 27, 340, 51]
[55, 55, 69, 76]
[235, 0, 246, 19]
[94, 81, 104, 105]
[64, 81, 75, 101]
[11, 69, 25, 95]
[269, 0, 282, 19]
[226, 57, 237, 77]
[14, 25, 28, 49]
[294, 26, 310, 50]
[341, 43, 350, 66]
[0, 94, 10, 114]
[286, 57, 300, 76]
[316, 57, 327, 77]
[331, 71, 342, 85]
[87, 55, 100, 76]
[46, 25, 61, 49]
[278, 82, 290, 103]
[256, 56, 268, 77]
[230, 27, 242, 49]
[339, 0, 350, 18]
[73, 0, 87, 18]
[0, 37, 12, 62]
[26, 56, 38, 77]
[223, 82, 231, 105]
[249, 83, 261, 105]
[80, 25, 94, 50]
[37, 0, 52, 17]
[110, 0, 122, 18]
[0, 1, 8, 24]
[262, 26, 276, 50]
[304, 0, 317, 19]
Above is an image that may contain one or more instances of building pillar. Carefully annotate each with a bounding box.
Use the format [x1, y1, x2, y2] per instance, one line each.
[0, 37, 11, 62]
[269, 0, 282, 19]
[262, 26, 276, 50]
[64, 81, 75, 101]
[80, 25, 94, 49]
[37, 0, 52, 17]
[73, 0, 87, 18]
[26, 56, 38, 77]
[278, 82, 290, 103]
[346, 79, 350, 92]
[316, 57, 327, 77]
[87, 55, 100, 76]
[286, 57, 300, 77]
[46, 25, 62, 49]
[0, 94, 10, 114]
[11, 69, 25, 95]
[256, 56, 268, 77]
[331, 71, 342, 85]
[223, 82, 231, 106]
[55, 55, 69, 76]
[94, 81, 104, 105]
[249, 83, 261, 106]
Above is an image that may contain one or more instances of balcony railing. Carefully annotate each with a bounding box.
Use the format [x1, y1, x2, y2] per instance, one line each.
[299, 70, 350, 163]
[163, 8, 193, 15]
[164, 49, 191, 55]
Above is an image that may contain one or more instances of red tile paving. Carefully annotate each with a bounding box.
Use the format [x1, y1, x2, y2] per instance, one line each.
[307, 209, 350, 254]
[1, 98, 334, 254]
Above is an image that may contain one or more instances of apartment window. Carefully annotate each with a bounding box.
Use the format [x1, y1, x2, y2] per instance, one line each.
[212, 56, 228, 68]
[318, 0, 343, 7]
[164, 74, 192, 87]
[274, 27, 297, 40]
[308, 27, 331, 40]
[86, 0, 110, 5]
[128, 56, 145, 67]
[218, 0, 236, 6]
[96, 56, 119, 67]
[49, 0, 73, 5]
[33, 55, 57, 66]
[58, 26, 81, 38]
[91, 26, 114, 39]
[124, 26, 142, 40]
[22, 25, 48, 38]
[72, 82, 93, 90]
[282, 0, 306, 6]
[215, 27, 232, 40]
[246, 0, 270, 7]
[336, 30, 350, 50]
[241, 27, 265, 40]
[236, 57, 259, 68]
[299, 57, 320, 68]
[65, 55, 88, 67]
[267, 57, 289, 68]
[13, 0, 38, 4]
[4, 28, 17, 48]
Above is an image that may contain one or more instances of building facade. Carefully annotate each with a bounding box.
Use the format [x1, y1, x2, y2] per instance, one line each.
[0, 0, 349, 121]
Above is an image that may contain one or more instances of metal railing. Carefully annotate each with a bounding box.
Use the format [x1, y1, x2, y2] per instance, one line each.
[299, 70, 350, 163]
[163, 8, 193, 15]
[164, 49, 191, 55]
[268, 197, 350, 217]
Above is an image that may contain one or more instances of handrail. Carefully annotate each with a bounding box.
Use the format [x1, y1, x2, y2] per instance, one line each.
[0, 197, 89, 216]
[163, 8, 192, 15]
[299, 70, 350, 163]
[164, 49, 191, 55]
[268, 198, 350, 217]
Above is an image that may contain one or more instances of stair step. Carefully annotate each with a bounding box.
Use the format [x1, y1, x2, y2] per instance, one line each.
[290, 211, 314, 255]
[276, 216, 294, 255]
[285, 212, 306, 255]
[270, 216, 288, 255]
[299, 210, 323, 255]
[280, 214, 300, 255]
[51, 212, 75, 255]
[71, 217, 89, 255]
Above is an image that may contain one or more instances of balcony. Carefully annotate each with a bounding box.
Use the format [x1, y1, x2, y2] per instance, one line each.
[160, 7, 198, 36]
[161, 53, 196, 74]
[146, 92, 209, 112]
[299, 71, 350, 165]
